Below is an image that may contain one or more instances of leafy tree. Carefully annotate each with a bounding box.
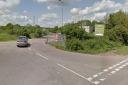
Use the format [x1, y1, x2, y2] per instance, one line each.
[61, 23, 90, 40]
[105, 11, 128, 45]
[5, 23, 14, 34]
[48, 26, 60, 33]
[34, 28, 43, 38]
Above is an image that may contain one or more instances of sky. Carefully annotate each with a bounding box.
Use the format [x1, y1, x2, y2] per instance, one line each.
[0, 0, 127, 27]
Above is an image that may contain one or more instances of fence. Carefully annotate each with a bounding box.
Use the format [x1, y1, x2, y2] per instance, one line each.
[45, 33, 66, 44]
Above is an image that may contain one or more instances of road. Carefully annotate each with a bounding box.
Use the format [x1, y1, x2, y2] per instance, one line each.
[0, 39, 128, 85]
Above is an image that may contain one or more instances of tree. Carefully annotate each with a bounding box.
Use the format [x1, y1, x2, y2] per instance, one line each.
[5, 23, 14, 34]
[34, 28, 43, 38]
[105, 11, 128, 45]
[61, 23, 90, 40]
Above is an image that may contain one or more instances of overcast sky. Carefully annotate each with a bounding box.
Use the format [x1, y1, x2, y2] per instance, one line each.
[0, 0, 127, 27]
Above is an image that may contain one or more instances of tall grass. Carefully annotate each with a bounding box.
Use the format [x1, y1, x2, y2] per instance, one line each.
[0, 33, 16, 41]
[116, 46, 128, 55]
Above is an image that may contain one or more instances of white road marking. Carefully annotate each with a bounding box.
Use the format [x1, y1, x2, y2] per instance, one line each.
[100, 78, 106, 81]
[119, 66, 123, 69]
[93, 74, 98, 78]
[93, 81, 100, 85]
[57, 64, 94, 83]
[104, 69, 108, 72]
[115, 68, 119, 71]
[87, 77, 93, 81]
[122, 64, 126, 67]
[126, 63, 128, 65]
[111, 71, 116, 74]
[36, 53, 49, 60]
[98, 72, 103, 75]
[91, 58, 128, 79]
[27, 46, 128, 85]
[92, 61, 128, 84]
[87, 58, 128, 84]
[108, 67, 113, 70]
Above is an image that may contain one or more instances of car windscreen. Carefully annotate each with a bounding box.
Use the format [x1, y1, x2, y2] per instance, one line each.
[18, 37, 28, 41]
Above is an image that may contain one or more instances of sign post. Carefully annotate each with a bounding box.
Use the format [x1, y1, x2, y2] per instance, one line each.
[95, 24, 105, 36]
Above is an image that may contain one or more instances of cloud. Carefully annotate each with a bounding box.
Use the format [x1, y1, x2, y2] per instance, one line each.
[37, 0, 81, 3]
[0, 13, 32, 25]
[0, 0, 22, 25]
[70, 0, 121, 15]
[38, 13, 64, 27]
[47, 5, 59, 10]
[120, 0, 128, 11]
[23, 10, 28, 14]
[36, 0, 82, 6]
[0, 0, 20, 10]
[47, 6, 52, 10]
[70, 8, 80, 15]
[0, 0, 20, 15]
[38, 13, 58, 21]
[91, 12, 107, 21]
[33, 0, 128, 27]
[37, 0, 47, 2]
[95, 12, 107, 18]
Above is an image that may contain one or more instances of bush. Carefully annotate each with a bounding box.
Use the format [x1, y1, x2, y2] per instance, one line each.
[34, 29, 43, 38]
[66, 38, 83, 51]
[81, 37, 121, 54]
[105, 25, 128, 45]
[50, 41, 65, 50]
[61, 23, 90, 40]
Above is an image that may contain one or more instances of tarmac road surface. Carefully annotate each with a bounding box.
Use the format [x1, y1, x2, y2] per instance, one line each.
[0, 39, 128, 85]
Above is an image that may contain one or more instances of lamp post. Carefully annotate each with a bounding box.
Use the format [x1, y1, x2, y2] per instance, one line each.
[58, 0, 64, 29]
[58, 0, 66, 50]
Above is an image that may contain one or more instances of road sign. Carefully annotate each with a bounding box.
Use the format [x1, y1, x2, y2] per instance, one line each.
[95, 24, 105, 36]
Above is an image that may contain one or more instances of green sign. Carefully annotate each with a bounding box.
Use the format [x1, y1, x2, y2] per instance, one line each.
[95, 24, 105, 36]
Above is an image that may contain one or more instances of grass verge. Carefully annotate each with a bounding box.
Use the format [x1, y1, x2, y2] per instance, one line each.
[115, 46, 128, 55]
[0, 33, 16, 41]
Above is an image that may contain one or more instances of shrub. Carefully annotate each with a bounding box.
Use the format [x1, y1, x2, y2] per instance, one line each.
[66, 38, 83, 51]
[50, 41, 65, 50]
[61, 23, 90, 40]
[81, 37, 121, 54]
[105, 25, 128, 45]
[34, 29, 43, 38]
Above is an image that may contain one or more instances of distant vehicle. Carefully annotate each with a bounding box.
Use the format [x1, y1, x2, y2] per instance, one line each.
[17, 36, 29, 47]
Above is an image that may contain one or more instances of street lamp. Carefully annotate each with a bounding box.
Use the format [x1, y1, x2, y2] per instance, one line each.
[58, 0, 66, 50]
[58, 0, 64, 29]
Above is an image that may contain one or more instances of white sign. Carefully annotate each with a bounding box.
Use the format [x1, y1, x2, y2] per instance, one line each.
[95, 24, 105, 36]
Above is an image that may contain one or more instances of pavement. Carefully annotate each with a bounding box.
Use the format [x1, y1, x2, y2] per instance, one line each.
[0, 39, 128, 85]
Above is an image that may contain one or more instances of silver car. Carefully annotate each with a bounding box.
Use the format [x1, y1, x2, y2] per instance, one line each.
[17, 36, 29, 47]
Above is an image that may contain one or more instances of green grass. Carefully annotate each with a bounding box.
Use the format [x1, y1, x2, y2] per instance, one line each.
[50, 41, 65, 50]
[0, 33, 16, 41]
[116, 46, 128, 55]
